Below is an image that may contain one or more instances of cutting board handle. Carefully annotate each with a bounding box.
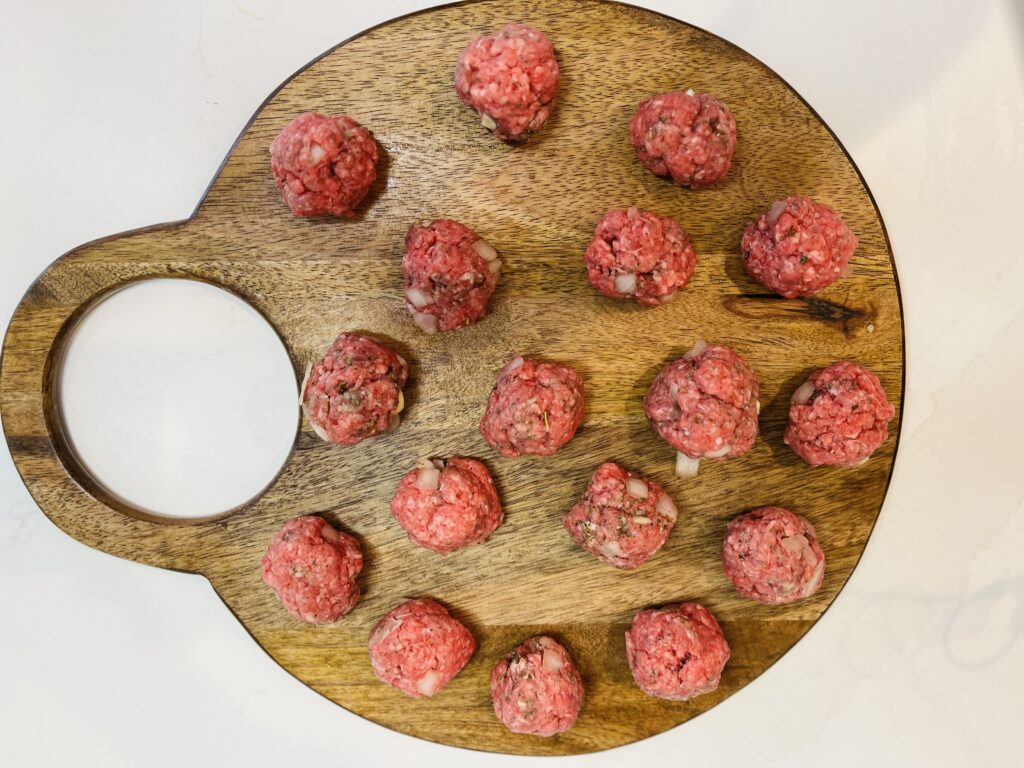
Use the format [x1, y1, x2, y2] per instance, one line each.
[2, 228, 247, 576]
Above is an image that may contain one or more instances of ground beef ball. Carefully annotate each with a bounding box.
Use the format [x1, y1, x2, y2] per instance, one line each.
[302, 333, 408, 446]
[722, 507, 826, 604]
[490, 636, 584, 736]
[454, 22, 559, 141]
[261, 516, 363, 624]
[403, 219, 501, 333]
[584, 207, 697, 306]
[368, 598, 476, 698]
[563, 462, 678, 569]
[644, 341, 760, 477]
[479, 356, 585, 457]
[784, 361, 895, 467]
[625, 603, 730, 701]
[629, 89, 737, 188]
[270, 112, 378, 217]
[741, 196, 858, 298]
[390, 457, 503, 553]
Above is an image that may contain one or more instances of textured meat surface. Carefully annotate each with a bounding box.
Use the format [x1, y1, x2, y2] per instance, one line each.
[454, 22, 559, 141]
[722, 507, 826, 604]
[785, 361, 895, 466]
[584, 207, 697, 306]
[480, 356, 585, 457]
[390, 457, 503, 553]
[368, 598, 476, 698]
[625, 603, 730, 701]
[403, 219, 500, 333]
[302, 333, 408, 446]
[742, 195, 858, 298]
[644, 343, 760, 458]
[270, 112, 378, 217]
[563, 462, 678, 569]
[490, 635, 584, 736]
[261, 516, 363, 624]
[629, 90, 737, 188]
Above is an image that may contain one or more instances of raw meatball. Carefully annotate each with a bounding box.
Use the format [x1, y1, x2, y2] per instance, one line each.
[454, 22, 559, 141]
[742, 195, 858, 298]
[302, 333, 408, 446]
[261, 516, 363, 624]
[270, 112, 379, 217]
[584, 207, 697, 306]
[722, 507, 826, 604]
[644, 341, 760, 477]
[480, 356, 585, 457]
[625, 603, 730, 701]
[368, 598, 476, 698]
[404, 219, 501, 333]
[629, 89, 737, 188]
[563, 462, 678, 569]
[390, 457, 503, 553]
[785, 361, 895, 467]
[490, 635, 584, 736]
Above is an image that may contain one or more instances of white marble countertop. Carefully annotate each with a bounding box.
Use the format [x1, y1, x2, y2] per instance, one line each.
[2, 1, 1022, 765]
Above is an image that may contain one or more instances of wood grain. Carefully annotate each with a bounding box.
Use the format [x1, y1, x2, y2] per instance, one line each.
[0, 0, 904, 756]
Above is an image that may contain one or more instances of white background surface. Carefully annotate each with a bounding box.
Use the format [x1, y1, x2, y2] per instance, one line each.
[2, 1, 1023, 765]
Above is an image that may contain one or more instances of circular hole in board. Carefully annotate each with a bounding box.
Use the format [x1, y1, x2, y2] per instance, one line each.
[55, 278, 298, 520]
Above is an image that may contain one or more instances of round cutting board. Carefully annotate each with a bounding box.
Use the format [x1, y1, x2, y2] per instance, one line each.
[0, 0, 903, 756]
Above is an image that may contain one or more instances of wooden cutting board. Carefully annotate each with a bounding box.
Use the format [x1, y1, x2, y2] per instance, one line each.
[0, 0, 903, 756]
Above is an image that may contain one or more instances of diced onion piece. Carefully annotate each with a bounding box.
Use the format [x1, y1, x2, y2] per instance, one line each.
[792, 381, 816, 405]
[416, 457, 435, 471]
[626, 477, 649, 499]
[503, 356, 524, 375]
[655, 494, 678, 522]
[600, 540, 624, 558]
[755, 399, 762, 415]
[781, 534, 810, 554]
[703, 445, 731, 459]
[310, 420, 330, 442]
[675, 452, 701, 478]
[632, 516, 652, 526]
[431, 458, 446, 470]
[472, 239, 499, 262]
[319, 522, 340, 542]
[487, 258, 502, 275]
[370, 616, 404, 646]
[394, 390, 405, 414]
[767, 200, 787, 224]
[415, 467, 440, 490]
[686, 339, 707, 358]
[298, 361, 313, 406]
[614, 272, 637, 294]
[685, 88, 695, 96]
[413, 311, 439, 334]
[309, 142, 326, 163]
[406, 287, 434, 309]
[800, 559, 826, 598]
[416, 670, 442, 697]
[542, 649, 564, 671]
[480, 112, 497, 131]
